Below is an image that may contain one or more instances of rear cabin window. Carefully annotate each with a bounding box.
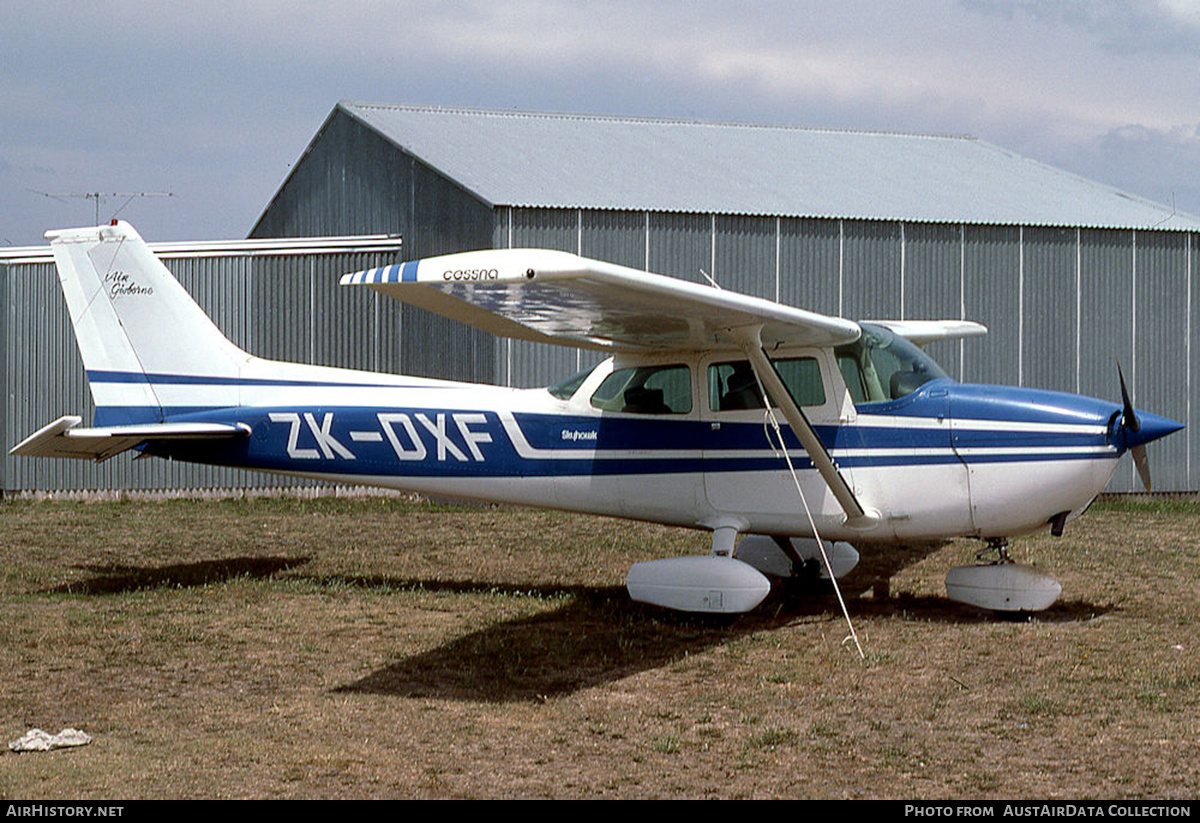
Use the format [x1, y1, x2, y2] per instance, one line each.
[708, 357, 826, 411]
[590, 364, 692, 414]
[546, 366, 595, 400]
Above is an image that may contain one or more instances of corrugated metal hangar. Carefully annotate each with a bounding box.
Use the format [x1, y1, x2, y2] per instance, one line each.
[5, 102, 1199, 492]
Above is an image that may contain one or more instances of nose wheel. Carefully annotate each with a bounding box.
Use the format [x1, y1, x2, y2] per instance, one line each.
[946, 537, 1062, 612]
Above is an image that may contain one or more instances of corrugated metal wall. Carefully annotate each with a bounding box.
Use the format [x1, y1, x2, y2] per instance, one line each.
[492, 207, 1196, 492]
[903, 222, 965, 380]
[1131, 231, 1191, 492]
[2, 247, 403, 492]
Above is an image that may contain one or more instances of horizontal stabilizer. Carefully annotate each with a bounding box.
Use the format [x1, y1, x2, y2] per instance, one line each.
[10, 416, 250, 462]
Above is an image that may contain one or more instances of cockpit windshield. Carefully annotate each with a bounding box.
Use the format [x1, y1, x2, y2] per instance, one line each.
[835, 323, 949, 405]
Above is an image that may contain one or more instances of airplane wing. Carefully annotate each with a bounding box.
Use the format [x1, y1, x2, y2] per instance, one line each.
[340, 249, 862, 351]
[341, 248, 985, 531]
[10, 416, 250, 462]
[865, 319, 988, 347]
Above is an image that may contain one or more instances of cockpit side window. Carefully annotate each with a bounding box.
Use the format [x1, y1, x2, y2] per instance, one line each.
[590, 364, 692, 414]
[835, 324, 949, 404]
[708, 357, 826, 411]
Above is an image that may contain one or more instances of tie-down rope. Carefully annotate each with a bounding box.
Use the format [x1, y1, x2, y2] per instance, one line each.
[749, 372, 866, 660]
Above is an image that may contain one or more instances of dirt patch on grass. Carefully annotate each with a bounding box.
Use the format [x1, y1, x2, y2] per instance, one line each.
[1, 496, 1197, 798]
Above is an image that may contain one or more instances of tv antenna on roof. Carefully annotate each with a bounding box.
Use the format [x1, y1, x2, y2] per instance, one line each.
[30, 190, 173, 225]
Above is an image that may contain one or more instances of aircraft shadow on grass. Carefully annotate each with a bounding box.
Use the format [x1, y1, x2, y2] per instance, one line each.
[41, 544, 1108, 703]
[45, 556, 312, 595]
[331, 542, 1112, 703]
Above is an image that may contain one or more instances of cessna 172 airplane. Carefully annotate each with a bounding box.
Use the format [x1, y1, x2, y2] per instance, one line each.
[11, 222, 1184, 615]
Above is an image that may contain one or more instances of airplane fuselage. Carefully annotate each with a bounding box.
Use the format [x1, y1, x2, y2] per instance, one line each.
[135, 348, 1144, 544]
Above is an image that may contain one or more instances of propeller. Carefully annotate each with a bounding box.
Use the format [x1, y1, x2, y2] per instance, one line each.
[1118, 364, 1152, 491]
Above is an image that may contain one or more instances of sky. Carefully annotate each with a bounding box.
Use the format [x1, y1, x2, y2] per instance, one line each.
[2, 0, 1199, 247]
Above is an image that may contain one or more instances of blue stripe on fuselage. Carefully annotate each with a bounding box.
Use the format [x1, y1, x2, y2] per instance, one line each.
[139, 383, 1118, 479]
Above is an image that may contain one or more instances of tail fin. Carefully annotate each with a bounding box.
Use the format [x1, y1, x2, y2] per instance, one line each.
[47, 221, 249, 424]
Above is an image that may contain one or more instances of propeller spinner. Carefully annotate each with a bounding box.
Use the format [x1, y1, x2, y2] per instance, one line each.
[1117, 364, 1184, 491]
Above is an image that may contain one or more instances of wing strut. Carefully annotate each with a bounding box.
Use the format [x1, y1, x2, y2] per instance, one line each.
[735, 328, 880, 531]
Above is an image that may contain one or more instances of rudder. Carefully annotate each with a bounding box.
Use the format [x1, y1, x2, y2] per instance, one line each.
[47, 221, 249, 424]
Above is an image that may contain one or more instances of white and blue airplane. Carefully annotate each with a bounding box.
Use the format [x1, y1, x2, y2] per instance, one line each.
[11, 222, 1184, 614]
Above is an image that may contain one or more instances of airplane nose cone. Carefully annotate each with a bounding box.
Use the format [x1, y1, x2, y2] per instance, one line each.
[1122, 409, 1185, 450]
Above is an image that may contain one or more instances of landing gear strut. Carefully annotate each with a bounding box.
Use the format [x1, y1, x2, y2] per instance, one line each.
[975, 537, 1014, 565]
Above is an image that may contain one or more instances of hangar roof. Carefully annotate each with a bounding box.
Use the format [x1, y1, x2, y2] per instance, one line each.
[339, 102, 1200, 232]
[0, 235, 402, 265]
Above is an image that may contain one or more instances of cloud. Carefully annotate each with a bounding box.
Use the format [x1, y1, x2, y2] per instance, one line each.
[1089, 122, 1200, 215]
[2, 2, 1197, 243]
[960, 0, 1200, 54]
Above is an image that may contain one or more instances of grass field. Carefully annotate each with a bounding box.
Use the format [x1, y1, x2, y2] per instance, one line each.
[1, 494, 1197, 799]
